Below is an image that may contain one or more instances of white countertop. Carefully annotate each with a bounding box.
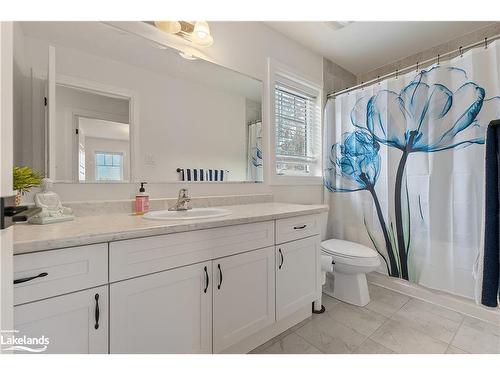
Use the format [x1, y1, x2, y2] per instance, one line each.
[13, 202, 329, 254]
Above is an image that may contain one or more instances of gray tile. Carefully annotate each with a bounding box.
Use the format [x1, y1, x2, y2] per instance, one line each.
[295, 313, 368, 354]
[323, 298, 388, 336]
[353, 339, 394, 354]
[249, 317, 312, 353]
[257, 333, 322, 354]
[370, 319, 449, 354]
[391, 299, 464, 343]
[365, 284, 411, 317]
[445, 345, 469, 354]
[451, 316, 500, 354]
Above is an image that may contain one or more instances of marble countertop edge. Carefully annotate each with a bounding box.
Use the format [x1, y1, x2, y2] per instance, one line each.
[13, 203, 329, 255]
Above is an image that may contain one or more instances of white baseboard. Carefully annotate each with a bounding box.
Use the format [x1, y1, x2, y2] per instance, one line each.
[367, 272, 500, 326]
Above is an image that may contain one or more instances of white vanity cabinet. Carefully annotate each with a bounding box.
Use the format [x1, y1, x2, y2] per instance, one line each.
[14, 286, 108, 354]
[110, 262, 212, 354]
[212, 247, 275, 353]
[275, 236, 320, 320]
[14, 212, 324, 354]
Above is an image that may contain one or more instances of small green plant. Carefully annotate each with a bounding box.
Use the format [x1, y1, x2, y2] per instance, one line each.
[13, 166, 43, 194]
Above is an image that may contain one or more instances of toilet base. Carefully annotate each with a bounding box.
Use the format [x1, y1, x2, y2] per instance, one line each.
[323, 271, 370, 307]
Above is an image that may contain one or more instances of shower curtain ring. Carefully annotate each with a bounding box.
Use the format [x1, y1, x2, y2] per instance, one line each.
[416, 62, 419, 72]
[437, 54, 440, 65]
[396, 69, 398, 79]
[485, 37, 488, 49]
[377, 76, 380, 85]
[460, 46, 463, 57]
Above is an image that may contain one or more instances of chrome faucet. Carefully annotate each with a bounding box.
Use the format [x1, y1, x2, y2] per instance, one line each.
[169, 188, 191, 211]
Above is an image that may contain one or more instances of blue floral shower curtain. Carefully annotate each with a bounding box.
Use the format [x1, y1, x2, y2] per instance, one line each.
[324, 41, 500, 299]
[247, 121, 263, 181]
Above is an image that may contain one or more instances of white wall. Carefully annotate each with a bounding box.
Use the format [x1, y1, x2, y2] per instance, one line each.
[16, 22, 326, 203]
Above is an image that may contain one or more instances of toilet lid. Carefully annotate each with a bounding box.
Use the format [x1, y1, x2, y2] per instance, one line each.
[321, 239, 378, 259]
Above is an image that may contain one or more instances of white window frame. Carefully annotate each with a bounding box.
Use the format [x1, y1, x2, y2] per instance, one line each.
[267, 58, 323, 185]
[94, 151, 124, 182]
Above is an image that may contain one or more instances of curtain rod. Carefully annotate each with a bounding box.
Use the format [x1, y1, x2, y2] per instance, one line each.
[328, 33, 500, 99]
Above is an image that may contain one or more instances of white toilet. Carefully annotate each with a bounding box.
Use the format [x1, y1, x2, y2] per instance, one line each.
[321, 239, 381, 306]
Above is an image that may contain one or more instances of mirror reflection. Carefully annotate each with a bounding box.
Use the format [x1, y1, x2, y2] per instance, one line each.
[13, 22, 263, 183]
[56, 85, 131, 183]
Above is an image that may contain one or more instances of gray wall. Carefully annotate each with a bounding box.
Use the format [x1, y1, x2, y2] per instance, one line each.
[357, 22, 500, 84]
[323, 57, 357, 97]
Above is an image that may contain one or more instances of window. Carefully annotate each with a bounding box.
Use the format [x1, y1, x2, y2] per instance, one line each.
[95, 152, 123, 181]
[274, 78, 321, 179]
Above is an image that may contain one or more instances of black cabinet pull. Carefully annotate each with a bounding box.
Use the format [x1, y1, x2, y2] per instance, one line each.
[14, 272, 48, 284]
[278, 249, 284, 270]
[217, 264, 223, 290]
[204, 266, 209, 293]
[293, 224, 307, 230]
[94, 293, 100, 330]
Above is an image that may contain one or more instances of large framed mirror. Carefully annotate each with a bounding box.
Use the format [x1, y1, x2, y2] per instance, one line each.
[13, 22, 263, 183]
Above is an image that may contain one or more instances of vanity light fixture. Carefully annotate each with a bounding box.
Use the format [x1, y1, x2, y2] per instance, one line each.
[191, 21, 214, 47]
[153, 20, 214, 47]
[153, 21, 182, 34]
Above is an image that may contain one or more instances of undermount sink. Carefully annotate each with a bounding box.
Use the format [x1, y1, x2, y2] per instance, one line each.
[142, 207, 231, 221]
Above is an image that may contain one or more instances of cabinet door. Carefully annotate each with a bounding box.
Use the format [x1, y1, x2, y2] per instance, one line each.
[110, 262, 212, 354]
[213, 247, 275, 353]
[14, 286, 108, 354]
[276, 236, 320, 320]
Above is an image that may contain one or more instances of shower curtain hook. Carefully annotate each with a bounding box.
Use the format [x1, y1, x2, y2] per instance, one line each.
[396, 69, 398, 79]
[485, 37, 488, 49]
[437, 54, 440, 65]
[377, 76, 380, 85]
[460, 46, 463, 57]
[416, 61, 419, 72]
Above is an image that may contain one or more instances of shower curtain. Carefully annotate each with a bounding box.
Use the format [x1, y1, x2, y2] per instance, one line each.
[247, 121, 263, 181]
[324, 41, 500, 300]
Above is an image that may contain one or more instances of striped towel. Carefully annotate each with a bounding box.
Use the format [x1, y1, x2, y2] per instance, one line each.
[177, 168, 228, 182]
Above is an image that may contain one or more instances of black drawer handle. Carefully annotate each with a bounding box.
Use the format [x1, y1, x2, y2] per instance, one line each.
[94, 293, 100, 330]
[278, 248, 284, 270]
[217, 264, 223, 290]
[293, 225, 307, 230]
[204, 266, 209, 293]
[14, 272, 48, 284]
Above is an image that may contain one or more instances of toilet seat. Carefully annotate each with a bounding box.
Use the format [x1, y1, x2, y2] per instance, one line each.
[321, 239, 380, 267]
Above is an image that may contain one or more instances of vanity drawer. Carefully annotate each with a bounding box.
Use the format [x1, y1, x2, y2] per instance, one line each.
[14, 244, 108, 305]
[275, 214, 321, 244]
[109, 221, 275, 282]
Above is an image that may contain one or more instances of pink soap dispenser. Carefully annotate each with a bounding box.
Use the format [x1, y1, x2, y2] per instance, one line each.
[135, 182, 150, 215]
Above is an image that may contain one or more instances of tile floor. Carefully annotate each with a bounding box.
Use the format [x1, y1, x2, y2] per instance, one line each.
[250, 283, 500, 354]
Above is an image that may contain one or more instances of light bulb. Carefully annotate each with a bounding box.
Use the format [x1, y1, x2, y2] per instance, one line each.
[154, 21, 182, 34]
[192, 21, 214, 47]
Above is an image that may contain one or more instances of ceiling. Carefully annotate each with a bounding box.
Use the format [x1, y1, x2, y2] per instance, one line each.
[265, 21, 493, 74]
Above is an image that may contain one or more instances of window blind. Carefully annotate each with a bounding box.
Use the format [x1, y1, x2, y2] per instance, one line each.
[275, 83, 320, 176]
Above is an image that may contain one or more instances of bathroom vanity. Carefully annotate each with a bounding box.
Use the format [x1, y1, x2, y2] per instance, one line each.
[12, 203, 328, 354]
